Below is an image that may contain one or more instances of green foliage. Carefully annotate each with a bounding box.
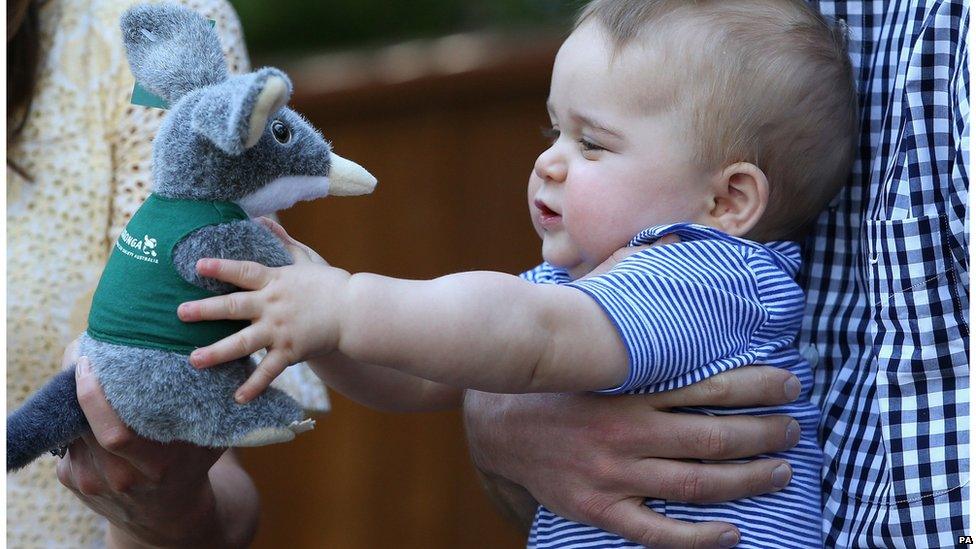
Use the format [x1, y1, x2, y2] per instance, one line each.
[229, 0, 579, 55]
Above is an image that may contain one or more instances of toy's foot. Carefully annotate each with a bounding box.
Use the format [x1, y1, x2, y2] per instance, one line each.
[234, 418, 315, 447]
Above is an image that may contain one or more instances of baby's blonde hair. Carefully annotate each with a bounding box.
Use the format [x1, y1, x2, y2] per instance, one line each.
[577, 0, 858, 241]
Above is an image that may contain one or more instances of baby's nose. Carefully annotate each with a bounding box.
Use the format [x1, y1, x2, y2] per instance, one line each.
[533, 147, 567, 183]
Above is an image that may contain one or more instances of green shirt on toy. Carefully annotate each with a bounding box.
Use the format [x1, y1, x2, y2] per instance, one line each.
[87, 193, 250, 353]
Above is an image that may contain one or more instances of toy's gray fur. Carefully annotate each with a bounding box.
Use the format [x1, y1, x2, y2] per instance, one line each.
[151, 75, 332, 204]
[79, 334, 303, 447]
[120, 4, 227, 103]
[173, 221, 293, 294]
[7, 368, 83, 470]
[6, 3, 377, 470]
[190, 68, 292, 155]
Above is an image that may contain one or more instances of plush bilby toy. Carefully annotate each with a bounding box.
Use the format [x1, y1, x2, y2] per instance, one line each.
[7, 3, 376, 471]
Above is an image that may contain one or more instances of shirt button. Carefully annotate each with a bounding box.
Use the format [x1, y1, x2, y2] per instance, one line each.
[800, 344, 820, 367]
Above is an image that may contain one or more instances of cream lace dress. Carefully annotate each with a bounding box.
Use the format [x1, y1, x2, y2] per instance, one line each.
[6, 0, 328, 546]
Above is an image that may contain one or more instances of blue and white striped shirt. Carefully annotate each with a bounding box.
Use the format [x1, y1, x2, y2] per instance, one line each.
[523, 223, 824, 549]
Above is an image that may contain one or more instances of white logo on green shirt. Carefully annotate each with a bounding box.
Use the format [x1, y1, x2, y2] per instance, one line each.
[117, 228, 159, 264]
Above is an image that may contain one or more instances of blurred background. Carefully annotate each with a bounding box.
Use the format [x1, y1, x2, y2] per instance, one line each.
[229, 1, 578, 547]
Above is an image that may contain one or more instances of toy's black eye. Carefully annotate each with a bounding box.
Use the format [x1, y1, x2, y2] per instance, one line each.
[271, 120, 291, 144]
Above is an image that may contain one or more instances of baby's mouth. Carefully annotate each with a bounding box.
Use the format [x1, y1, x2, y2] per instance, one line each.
[535, 199, 561, 226]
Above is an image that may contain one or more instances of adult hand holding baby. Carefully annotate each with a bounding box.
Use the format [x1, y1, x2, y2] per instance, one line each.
[464, 367, 801, 549]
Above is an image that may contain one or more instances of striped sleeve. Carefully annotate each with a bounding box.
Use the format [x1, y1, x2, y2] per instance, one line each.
[520, 263, 550, 282]
[519, 262, 571, 285]
[567, 240, 791, 394]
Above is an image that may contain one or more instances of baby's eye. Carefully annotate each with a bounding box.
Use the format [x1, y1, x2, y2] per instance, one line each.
[578, 138, 605, 153]
[540, 126, 560, 144]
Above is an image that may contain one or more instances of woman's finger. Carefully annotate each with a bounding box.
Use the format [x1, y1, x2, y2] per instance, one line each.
[189, 326, 271, 369]
[73, 357, 214, 478]
[75, 358, 138, 461]
[80, 430, 146, 495]
[178, 292, 259, 323]
[195, 258, 272, 290]
[256, 217, 310, 254]
[255, 217, 294, 244]
[59, 438, 106, 497]
[645, 365, 800, 409]
[62, 337, 82, 371]
[256, 217, 328, 266]
[283, 241, 317, 265]
[256, 217, 309, 261]
[74, 358, 151, 466]
[234, 351, 289, 403]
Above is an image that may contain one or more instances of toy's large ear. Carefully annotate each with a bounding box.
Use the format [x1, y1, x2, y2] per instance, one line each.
[121, 3, 228, 103]
[191, 68, 293, 155]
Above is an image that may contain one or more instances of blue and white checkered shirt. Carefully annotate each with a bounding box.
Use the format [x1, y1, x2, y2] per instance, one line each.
[804, 0, 969, 546]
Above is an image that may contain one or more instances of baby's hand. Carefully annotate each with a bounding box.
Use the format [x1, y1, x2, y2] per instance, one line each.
[178, 256, 351, 403]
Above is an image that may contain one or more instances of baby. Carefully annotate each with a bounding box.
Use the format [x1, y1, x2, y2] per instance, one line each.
[178, 0, 856, 547]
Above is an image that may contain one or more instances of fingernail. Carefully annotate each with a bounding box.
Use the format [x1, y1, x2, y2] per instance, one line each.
[177, 304, 188, 318]
[783, 376, 801, 400]
[718, 530, 739, 548]
[76, 357, 91, 378]
[234, 391, 246, 404]
[771, 463, 792, 489]
[786, 420, 800, 447]
[190, 350, 204, 367]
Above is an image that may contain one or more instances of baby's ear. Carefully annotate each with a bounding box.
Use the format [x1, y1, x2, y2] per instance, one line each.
[191, 68, 293, 155]
[704, 162, 769, 237]
[120, 3, 228, 103]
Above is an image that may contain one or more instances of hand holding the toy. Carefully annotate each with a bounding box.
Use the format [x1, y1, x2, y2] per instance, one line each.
[179, 235, 349, 403]
[57, 343, 258, 547]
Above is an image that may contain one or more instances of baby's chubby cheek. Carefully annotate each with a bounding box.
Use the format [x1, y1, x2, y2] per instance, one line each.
[526, 174, 544, 238]
[562, 199, 627, 259]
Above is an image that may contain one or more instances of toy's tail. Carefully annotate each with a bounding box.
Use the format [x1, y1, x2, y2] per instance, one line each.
[7, 366, 88, 471]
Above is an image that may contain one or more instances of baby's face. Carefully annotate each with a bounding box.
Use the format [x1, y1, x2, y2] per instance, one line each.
[528, 22, 714, 279]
